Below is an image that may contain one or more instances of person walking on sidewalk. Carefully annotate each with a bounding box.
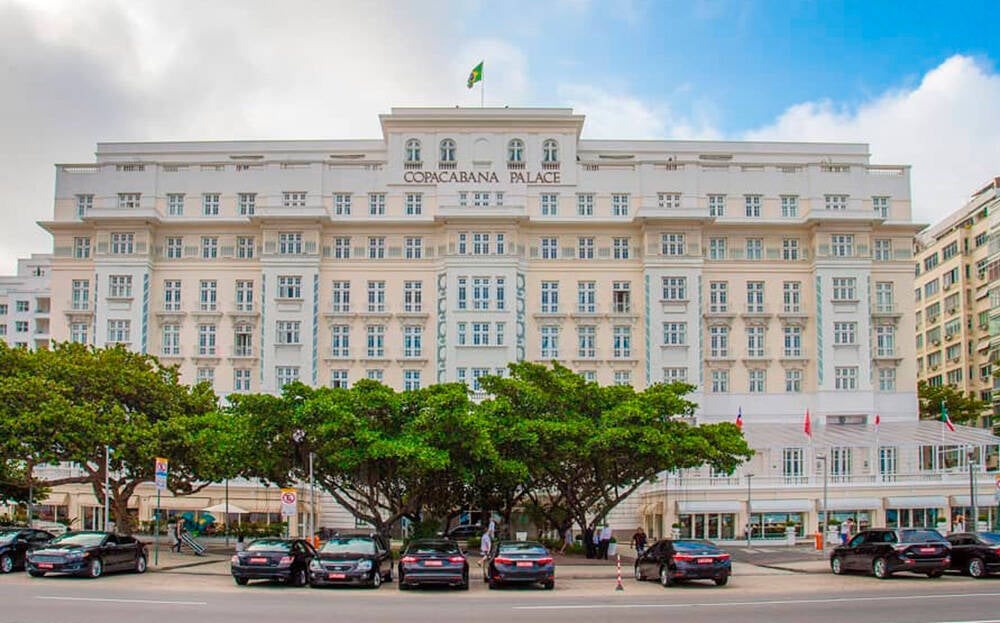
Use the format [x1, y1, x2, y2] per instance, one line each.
[630, 526, 647, 557]
[598, 525, 613, 560]
[559, 527, 573, 555]
[478, 528, 492, 567]
[171, 517, 185, 553]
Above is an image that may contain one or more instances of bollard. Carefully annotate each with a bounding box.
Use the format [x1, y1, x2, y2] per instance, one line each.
[615, 553, 624, 591]
[814, 531, 823, 550]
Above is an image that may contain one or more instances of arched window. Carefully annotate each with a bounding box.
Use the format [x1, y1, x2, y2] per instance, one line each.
[542, 139, 559, 163]
[439, 139, 456, 162]
[507, 138, 524, 162]
[404, 139, 421, 162]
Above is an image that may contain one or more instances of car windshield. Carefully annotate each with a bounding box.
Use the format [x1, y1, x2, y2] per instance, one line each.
[977, 532, 1000, 545]
[50, 533, 105, 547]
[672, 540, 720, 552]
[407, 541, 458, 555]
[899, 530, 945, 543]
[0, 531, 20, 543]
[498, 542, 547, 555]
[321, 538, 375, 555]
[246, 539, 291, 552]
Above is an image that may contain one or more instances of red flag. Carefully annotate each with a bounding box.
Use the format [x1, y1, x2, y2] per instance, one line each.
[874, 413, 880, 428]
[803, 409, 812, 438]
[736, 407, 743, 430]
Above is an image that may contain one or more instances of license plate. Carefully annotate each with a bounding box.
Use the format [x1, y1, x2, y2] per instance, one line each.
[516, 561, 533, 568]
[328, 573, 346, 579]
[249, 557, 267, 564]
[37, 563, 53, 569]
[697, 558, 714, 564]
[919, 547, 937, 553]
[425, 560, 443, 566]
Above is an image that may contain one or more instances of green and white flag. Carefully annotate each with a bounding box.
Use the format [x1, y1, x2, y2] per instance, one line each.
[467, 61, 483, 89]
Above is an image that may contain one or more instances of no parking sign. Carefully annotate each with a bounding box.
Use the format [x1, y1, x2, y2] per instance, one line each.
[280, 488, 297, 517]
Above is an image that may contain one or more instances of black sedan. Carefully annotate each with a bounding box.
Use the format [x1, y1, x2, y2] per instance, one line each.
[231, 538, 316, 586]
[634, 539, 731, 587]
[830, 528, 950, 578]
[946, 532, 1000, 578]
[397, 539, 469, 590]
[483, 540, 555, 590]
[0, 528, 54, 574]
[25, 532, 147, 578]
[308, 533, 393, 588]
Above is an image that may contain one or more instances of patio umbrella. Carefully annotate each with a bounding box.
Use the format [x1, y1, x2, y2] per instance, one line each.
[202, 503, 250, 515]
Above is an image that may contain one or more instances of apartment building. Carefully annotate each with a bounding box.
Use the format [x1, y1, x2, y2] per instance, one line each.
[914, 178, 999, 428]
[0, 254, 52, 350]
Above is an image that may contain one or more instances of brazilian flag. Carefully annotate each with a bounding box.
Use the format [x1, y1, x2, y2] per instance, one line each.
[467, 61, 483, 89]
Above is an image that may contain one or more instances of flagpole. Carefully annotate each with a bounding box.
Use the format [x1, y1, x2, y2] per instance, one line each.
[481, 74, 485, 108]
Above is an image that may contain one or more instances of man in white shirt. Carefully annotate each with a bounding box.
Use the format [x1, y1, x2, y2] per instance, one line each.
[598, 525, 613, 560]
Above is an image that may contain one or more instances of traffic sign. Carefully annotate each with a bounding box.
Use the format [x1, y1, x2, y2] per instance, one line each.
[280, 488, 297, 517]
[995, 475, 1000, 503]
[155, 457, 169, 491]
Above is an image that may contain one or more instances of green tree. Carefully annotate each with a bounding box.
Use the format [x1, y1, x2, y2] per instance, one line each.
[917, 380, 989, 425]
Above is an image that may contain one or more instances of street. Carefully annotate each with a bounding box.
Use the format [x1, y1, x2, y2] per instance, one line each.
[1, 567, 998, 623]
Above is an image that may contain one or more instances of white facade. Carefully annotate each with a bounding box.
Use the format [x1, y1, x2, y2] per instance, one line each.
[0, 254, 52, 350]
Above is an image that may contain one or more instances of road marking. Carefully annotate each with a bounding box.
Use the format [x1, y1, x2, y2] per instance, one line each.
[934, 620, 1000, 623]
[513, 591, 1000, 610]
[38, 596, 206, 606]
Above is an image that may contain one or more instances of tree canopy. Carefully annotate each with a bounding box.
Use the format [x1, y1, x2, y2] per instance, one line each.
[917, 380, 990, 425]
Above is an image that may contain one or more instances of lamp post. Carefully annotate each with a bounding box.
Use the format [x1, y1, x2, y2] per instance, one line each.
[968, 445, 978, 532]
[745, 473, 754, 547]
[817, 454, 828, 545]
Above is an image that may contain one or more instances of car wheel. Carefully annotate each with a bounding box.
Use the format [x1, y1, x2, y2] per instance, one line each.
[926, 570, 943, 578]
[714, 574, 729, 586]
[968, 557, 986, 578]
[659, 565, 673, 587]
[234, 576, 249, 586]
[28, 570, 45, 578]
[135, 555, 147, 574]
[634, 563, 644, 581]
[459, 573, 470, 591]
[398, 575, 410, 590]
[488, 579, 498, 590]
[87, 557, 103, 579]
[0, 555, 13, 574]
[872, 557, 890, 579]
[830, 556, 843, 575]
[293, 568, 308, 587]
[543, 581, 555, 590]
[371, 569, 382, 588]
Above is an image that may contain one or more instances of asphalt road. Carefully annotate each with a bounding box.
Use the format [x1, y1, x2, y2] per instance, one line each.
[1, 569, 999, 623]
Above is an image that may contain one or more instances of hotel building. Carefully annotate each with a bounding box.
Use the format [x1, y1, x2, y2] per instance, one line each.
[0, 254, 52, 351]
[31, 107, 1000, 539]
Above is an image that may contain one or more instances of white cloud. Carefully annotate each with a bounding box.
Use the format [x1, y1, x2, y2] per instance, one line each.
[745, 55, 1000, 225]
[557, 84, 721, 140]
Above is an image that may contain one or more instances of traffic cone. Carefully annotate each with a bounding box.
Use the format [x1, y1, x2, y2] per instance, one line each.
[615, 553, 624, 591]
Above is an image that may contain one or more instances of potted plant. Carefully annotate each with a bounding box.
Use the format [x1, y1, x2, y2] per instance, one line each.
[607, 536, 618, 557]
[671, 523, 682, 539]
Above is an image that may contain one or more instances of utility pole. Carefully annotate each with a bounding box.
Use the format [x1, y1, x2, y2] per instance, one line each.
[103, 445, 110, 531]
[745, 473, 754, 547]
[969, 445, 978, 532]
[309, 452, 316, 543]
[817, 454, 828, 544]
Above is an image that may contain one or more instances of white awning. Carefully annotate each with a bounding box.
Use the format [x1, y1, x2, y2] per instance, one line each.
[818, 497, 883, 511]
[886, 496, 948, 509]
[950, 495, 989, 507]
[750, 499, 813, 513]
[677, 500, 742, 513]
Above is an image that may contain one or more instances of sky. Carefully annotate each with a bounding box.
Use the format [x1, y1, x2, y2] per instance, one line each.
[0, 0, 998, 273]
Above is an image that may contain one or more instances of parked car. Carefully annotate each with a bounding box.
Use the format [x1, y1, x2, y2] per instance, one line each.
[231, 538, 316, 586]
[444, 524, 483, 541]
[830, 528, 950, 578]
[634, 539, 731, 587]
[482, 540, 555, 590]
[946, 532, 1000, 578]
[308, 532, 392, 588]
[397, 539, 469, 590]
[25, 531, 147, 578]
[0, 528, 54, 573]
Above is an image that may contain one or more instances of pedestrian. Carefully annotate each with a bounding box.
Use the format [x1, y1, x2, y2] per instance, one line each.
[839, 519, 849, 545]
[558, 527, 573, 555]
[598, 524, 613, 560]
[487, 516, 496, 539]
[478, 528, 491, 567]
[235, 534, 246, 553]
[953, 514, 966, 533]
[583, 527, 595, 558]
[172, 517, 185, 553]
[630, 526, 647, 557]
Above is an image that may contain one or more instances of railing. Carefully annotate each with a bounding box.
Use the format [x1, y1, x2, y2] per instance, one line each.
[669, 470, 998, 489]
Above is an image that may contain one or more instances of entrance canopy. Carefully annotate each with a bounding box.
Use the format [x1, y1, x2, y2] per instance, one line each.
[202, 502, 250, 514]
[750, 499, 813, 513]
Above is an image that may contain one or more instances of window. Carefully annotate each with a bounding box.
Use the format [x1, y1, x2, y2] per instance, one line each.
[107, 319, 130, 344]
[233, 323, 253, 357]
[662, 276, 686, 301]
[202, 193, 220, 215]
[118, 193, 141, 209]
[785, 369, 802, 392]
[472, 322, 489, 346]
[878, 368, 896, 391]
[74, 237, 91, 259]
[456, 322, 467, 345]
[199, 280, 217, 310]
[333, 193, 351, 216]
[661, 233, 685, 256]
[367, 280, 386, 312]
[709, 281, 728, 312]
[874, 239, 892, 262]
[748, 369, 766, 392]
[746, 281, 765, 313]
[540, 193, 558, 216]
[612, 281, 631, 313]
[577, 194, 594, 216]
[825, 194, 848, 210]
[400, 370, 420, 391]
[664, 367, 687, 383]
[233, 369, 251, 392]
[658, 193, 681, 209]
[832, 277, 856, 301]
[274, 320, 300, 346]
[783, 448, 804, 483]
[577, 281, 596, 313]
[872, 196, 889, 219]
[663, 322, 686, 345]
[541, 281, 559, 313]
[831, 234, 854, 257]
[76, 194, 93, 218]
[745, 238, 762, 260]
[14, 320, 27, 333]
[405, 138, 421, 162]
[457, 277, 467, 310]
[708, 194, 725, 217]
[784, 326, 802, 357]
[613, 326, 631, 358]
[780, 195, 798, 217]
[612, 237, 630, 259]
[835, 366, 858, 390]
[330, 325, 350, 358]
[875, 282, 894, 313]
[782, 239, 800, 260]
[0, 324, 6, 335]
[164, 236, 182, 259]
[711, 369, 729, 392]
[540, 326, 559, 358]
[70, 322, 88, 344]
[876, 325, 895, 357]
[366, 325, 385, 358]
[368, 236, 385, 259]
[279, 232, 303, 255]
[507, 138, 524, 162]
[709, 237, 727, 260]
[235, 280, 254, 312]
[783, 281, 801, 312]
[163, 280, 181, 311]
[457, 233, 468, 255]
[368, 193, 386, 216]
[744, 195, 761, 217]
[578, 237, 595, 259]
[495, 278, 506, 311]
[367, 369, 384, 382]
[747, 326, 765, 358]
[160, 324, 180, 355]
[197, 324, 217, 355]
[924, 279, 939, 297]
[15, 300, 29, 313]
[612, 193, 630, 217]
[278, 276, 302, 299]
[614, 370, 631, 386]
[834, 322, 857, 345]
[282, 191, 306, 208]
[439, 139, 456, 162]
[330, 281, 351, 314]
[577, 326, 596, 358]
[71, 280, 90, 310]
[472, 232, 490, 255]
[201, 236, 218, 259]
[108, 275, 132, 298]
[404, 236, 423, 259]
[924, 253, 939, 271]
[472, 277, 490, 310]
[333, 237, 351, 259]
[542, 139, 558, 163]
[495, 322, 506, 346]
[709, 326, 729, 358]
[403, 281, 422, 312]
[167, 193, 184, 216]
[405, 193, 423, 215]
[403, 326, 423, 357]
[238, 192, 256, 216]
[236, 236, 254, 259]
[541, 237, 558, 259]
[111, 232, 134, 255]
[276, 366, 299, 388]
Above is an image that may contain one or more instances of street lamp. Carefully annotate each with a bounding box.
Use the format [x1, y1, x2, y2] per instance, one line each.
[968, 445, 978, 532]
[816, 454, 829, 545]
[745, 473, 754, 547]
